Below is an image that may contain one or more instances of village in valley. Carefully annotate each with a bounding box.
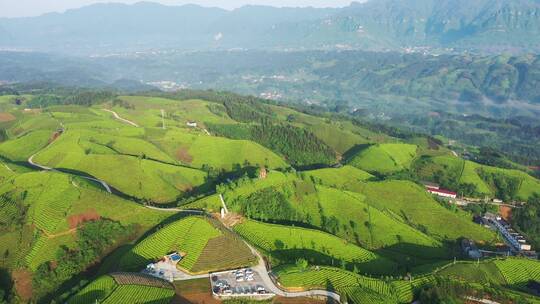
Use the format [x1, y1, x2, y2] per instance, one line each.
[423, 182, 536, 260]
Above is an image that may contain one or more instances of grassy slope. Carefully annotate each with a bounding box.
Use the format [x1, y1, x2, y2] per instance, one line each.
[0, 130, 52, 161]
[275, 258, 540, 304]
[361, 180, 496, 243]
[348, 143, 418, 174]
[67, 274, 175, 304]
[0, 170, 169, 271]
[223, 172, 443, 258]
[33, 130, 207, 202]
[418, 156, 540, 200]
[267, 104, 388, 155]
[152, 129, 287, 170]
[303, 165, 373, 189]
[119, 216, 254, 273]
[234, 219, 398, 274]
[315, 186, 443, 254]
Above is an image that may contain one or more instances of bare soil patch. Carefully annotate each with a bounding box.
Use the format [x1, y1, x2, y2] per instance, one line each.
[499, 205, 512, 221]
[172, 279, 220, 304]
[176, 147, 193, 164]
[67, 209, 101, 229]
[12, 269, 33, 301]
[0, 112, 15, 122]
[171, 292, 220, 304]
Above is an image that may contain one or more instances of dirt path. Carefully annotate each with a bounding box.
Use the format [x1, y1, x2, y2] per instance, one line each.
[40, 227, 77, 239]
[103, 109, 139, 127]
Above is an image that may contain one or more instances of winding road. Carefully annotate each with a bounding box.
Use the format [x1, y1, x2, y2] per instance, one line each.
[27, 109, 340, 301]
[103, 108, 139, 127]
[26, 109, 143, 193]
[28, 152, 113, 193]
[245, 243, 341, 302]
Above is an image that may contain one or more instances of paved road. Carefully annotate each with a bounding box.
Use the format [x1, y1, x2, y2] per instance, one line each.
[144, 261, 210, 282]
[144, 206, 204, 214]
[28, 146, 112, 193]
[103, 109, 139, 127]
[245, 243, 341, 302]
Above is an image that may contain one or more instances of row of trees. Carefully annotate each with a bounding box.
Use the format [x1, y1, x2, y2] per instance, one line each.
[513, 194, 540, 250]
[208, 121, 336, 167]
[27, 90, 116, 108]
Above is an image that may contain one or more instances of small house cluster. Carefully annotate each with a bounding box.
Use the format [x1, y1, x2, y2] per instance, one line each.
[461, 239, 482, 259]
[143, 251, 184, 281]
[483, 213, 535, 256]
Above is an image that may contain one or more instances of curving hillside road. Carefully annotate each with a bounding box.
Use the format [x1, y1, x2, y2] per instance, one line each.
[28, 150, 112, 194]
[102, 109, 139, 127]
[245, 243, 342, 302]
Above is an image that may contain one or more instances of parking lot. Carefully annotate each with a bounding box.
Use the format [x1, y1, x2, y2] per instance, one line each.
[211, 268, 274, 298]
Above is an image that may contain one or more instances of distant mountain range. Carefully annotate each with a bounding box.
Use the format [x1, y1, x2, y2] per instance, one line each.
[1, 0, 539, 54]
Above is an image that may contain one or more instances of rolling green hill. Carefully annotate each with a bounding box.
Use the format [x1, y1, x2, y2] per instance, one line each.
[414, 155, 540, 200]
[0, 170, 170, 300]
[0, 90, 537, 304]
[119, 216, 255, 273]
[348, 143, 418, 175]
[234, 219, 397, 274]
[67, 273, 175, 304]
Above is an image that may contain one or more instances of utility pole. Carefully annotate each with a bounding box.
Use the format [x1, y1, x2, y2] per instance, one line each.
[161, 109, 166, 130]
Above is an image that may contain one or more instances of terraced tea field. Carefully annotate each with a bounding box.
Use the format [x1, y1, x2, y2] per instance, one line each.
[67, 274, 175, 304]
[348, 143, 417, 174]
[234, 220, 397, 274]
[119, 216, 255, 273]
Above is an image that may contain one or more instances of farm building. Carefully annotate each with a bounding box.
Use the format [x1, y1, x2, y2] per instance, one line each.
[426, 186, 457, 198]
[422, 181, 440, 189]
[461, 239, 481, 259]
[186, 121, 198, 127]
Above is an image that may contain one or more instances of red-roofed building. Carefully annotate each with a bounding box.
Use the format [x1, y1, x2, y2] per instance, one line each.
[426, 186, 457, 198]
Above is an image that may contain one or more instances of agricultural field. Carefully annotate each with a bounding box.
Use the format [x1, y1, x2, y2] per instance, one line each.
[494, 258, 540, 287]
[0, 170, 169, 272]
[111, 96, 237, 128]
[348, 143, 418, 174]
[0, 129, 52, 161]
[1, 90, 539, 304]
[314, 186, 444, 256]
[119, 216, 255, 273]
[276, 258, 540, 304]
[234, 220, 397, 274]
[302, 165, 373, 189]
[224, 173, 446, 259]
[179, 194, 222, 212]
[360, 180, 496, 242]
[32, 130, 208, 203]
[67, 274, 175, 304]
[151, 128, 288, 170]
[414, 155, 540, 200]
[275, 265, 397, 303]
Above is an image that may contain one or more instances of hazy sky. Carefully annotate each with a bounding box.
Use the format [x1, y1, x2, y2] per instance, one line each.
[0, 0, 356, 18]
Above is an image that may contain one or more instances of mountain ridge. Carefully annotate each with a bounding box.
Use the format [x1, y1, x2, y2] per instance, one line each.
[1, 0, 539, 54]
